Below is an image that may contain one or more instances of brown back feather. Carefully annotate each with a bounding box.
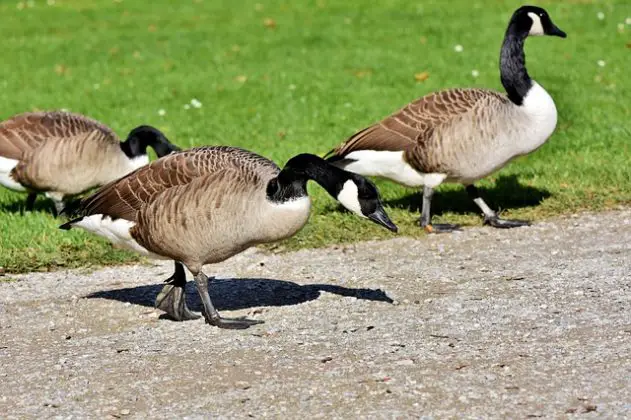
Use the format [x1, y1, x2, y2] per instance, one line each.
[329, 88, 509, 158]
[76, 146, 280, 222]
[0, 111, 119, 160]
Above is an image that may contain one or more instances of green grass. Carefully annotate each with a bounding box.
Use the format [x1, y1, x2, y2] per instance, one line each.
[0, 0, 629, 273]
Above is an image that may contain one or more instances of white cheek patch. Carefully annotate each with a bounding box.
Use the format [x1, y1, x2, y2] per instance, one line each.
[336, 179, 364, 217]
[528, 12, 544, 36]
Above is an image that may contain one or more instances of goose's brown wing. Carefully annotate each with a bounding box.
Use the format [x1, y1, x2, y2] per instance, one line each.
[73, 146, 279, 222]
[326, 88, 508, 158]
[0, 111, 119, 160]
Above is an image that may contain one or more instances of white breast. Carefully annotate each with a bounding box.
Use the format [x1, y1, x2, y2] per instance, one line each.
[127, 154, 150, 171]
[262, 195, 312, 241]
[455, 82, 558, 184]
[0, 156, 26, 191]
[518, 81, 558, 154]
[71, 214, 167, 259]
[269, 195, 311, 212]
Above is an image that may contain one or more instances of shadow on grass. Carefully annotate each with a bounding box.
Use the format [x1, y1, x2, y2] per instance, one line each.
[381, 174, 550, 216]
[0, 197, 55, 215]
[86, 278, 393, 314]
[0, 195, 86, 219]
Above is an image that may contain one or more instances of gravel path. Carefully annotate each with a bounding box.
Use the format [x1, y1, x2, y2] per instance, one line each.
[1, 210, 630, 418]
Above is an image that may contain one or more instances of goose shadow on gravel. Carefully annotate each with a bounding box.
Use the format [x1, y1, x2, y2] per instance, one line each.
[86, 278, 393, 316]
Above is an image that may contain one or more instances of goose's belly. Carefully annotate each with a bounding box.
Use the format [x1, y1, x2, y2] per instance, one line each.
[450, 125, 538, 184]
[198, 197, 312, 264]
[132, 194, 312, 267]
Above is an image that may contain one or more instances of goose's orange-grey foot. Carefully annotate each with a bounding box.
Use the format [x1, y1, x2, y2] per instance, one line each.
[418, 185, 462, 234]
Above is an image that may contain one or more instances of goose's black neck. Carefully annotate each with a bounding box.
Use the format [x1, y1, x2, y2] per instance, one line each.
[119, 137, 147, 159]
[500, 24, 532, 106]
[266, 154, 345, 203]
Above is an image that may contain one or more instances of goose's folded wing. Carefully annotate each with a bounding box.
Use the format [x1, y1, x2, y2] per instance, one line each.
[326, 88, 504, 158]
[73, 150, 202, 221]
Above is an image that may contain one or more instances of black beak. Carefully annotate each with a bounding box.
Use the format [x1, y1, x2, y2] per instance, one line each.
[367, 207, 398, 233]
[547, 23, 567, 38]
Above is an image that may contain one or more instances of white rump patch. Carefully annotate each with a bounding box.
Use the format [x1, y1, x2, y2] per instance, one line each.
[72, 214, 165, 259]
[340, 150, 445, 188]
[336, 180, 364, 217]
[528, 12, 544, 36]
[128, 154, 150, 171]
[0, 156, 26, 191]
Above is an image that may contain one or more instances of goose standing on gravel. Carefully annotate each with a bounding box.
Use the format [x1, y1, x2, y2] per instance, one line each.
[325, 5, 566, 233]
[60, 146, 397, 329]
[0, 111, 180, 214]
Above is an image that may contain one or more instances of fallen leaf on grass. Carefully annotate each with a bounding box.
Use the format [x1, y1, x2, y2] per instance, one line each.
[235, 75, 248, 83]
[414, 71, 430, 82]
[54, 64, 68, 75]
[353, 69, 372, 78]
[263, 18, 276, 28]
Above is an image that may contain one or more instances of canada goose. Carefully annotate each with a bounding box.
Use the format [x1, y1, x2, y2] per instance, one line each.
[60, 146, 397, 329]
[325, 5, 566, 233]
[0, 111, 180, 215]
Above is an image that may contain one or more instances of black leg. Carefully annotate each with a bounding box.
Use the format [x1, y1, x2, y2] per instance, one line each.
[466, 185, 531, 228]
[193, 271, 263, 329]
[417, 185, 460, 233]
[155, 262, 200, 321]
[25, 193, 37, 211]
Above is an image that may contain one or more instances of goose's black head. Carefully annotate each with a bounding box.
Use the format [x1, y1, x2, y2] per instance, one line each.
[335, 172, 398, 233]
[272, 153, 398, 232]
[509, 6, 566, 38]
[121, 125, 181, 159]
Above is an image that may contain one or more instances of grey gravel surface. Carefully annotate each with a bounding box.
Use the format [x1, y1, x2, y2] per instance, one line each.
[1, 209, 631, 418]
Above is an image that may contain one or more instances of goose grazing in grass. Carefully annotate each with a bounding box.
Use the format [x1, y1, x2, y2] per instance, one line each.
[60, 146, 397, 329]
[0, 111, 180, 215]
[325, 5, 566, 233]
